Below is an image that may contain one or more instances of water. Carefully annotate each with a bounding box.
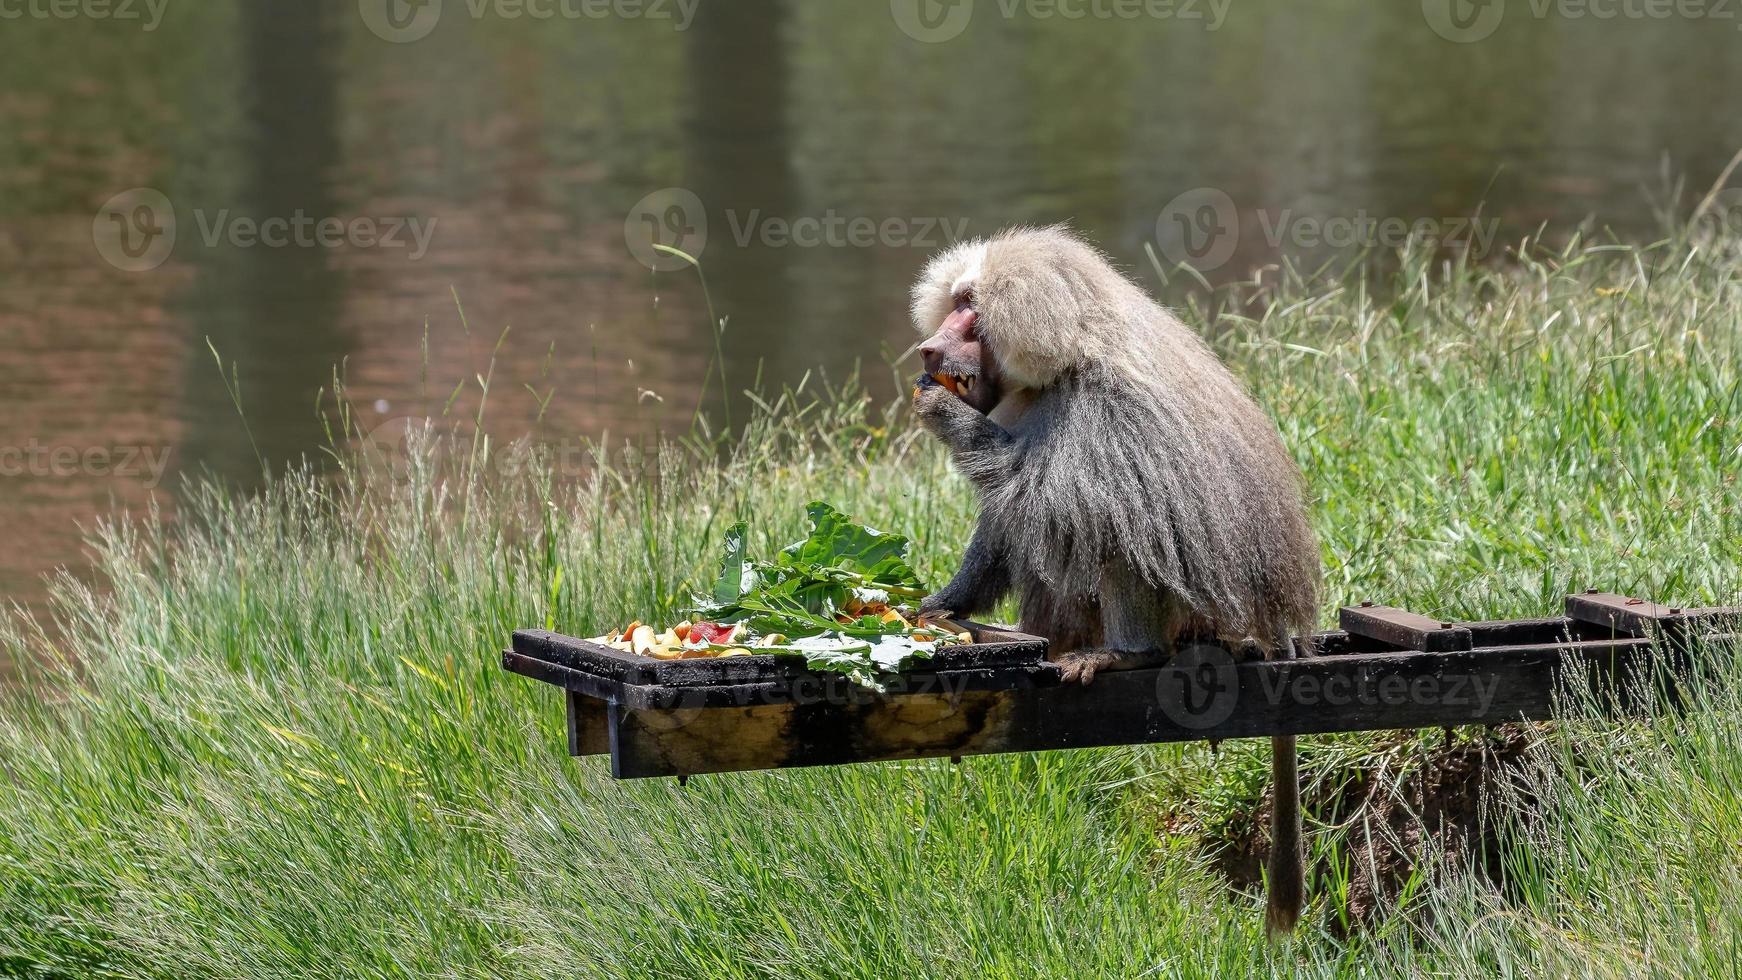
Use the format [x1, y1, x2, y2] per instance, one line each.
[2, 0, 1741, 616]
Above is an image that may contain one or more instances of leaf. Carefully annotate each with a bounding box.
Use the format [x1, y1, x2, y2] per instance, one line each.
[712, 521, 751, 605]
[797, 637, 934, 693]
[685, 503, 948, 684]
[776, 502, 924, 592]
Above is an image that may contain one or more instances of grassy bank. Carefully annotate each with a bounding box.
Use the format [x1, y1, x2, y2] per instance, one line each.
[2, 234, 1739, 978]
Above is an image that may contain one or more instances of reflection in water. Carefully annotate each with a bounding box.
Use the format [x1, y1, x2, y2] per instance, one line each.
[178, 0, 347, 484]
[1, 1, 1741, 623]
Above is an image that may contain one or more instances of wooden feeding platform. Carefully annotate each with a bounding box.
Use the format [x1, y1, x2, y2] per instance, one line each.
[502, 593, 1738, 781]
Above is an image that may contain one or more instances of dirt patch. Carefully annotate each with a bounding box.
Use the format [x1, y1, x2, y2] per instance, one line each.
[1212, 724, 1541, 930]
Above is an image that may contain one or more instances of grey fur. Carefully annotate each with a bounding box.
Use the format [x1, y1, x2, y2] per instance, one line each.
[911, 227, 1320, 652]
[909, 226, 1320, 933]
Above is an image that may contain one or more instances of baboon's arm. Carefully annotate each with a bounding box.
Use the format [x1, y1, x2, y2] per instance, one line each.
[919, 521, 1012, 619]
[912, 374, 1019, 494]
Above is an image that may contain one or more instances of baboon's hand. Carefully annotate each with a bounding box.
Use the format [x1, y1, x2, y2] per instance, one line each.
[915, 595, 956, 623]
[912, 372, 980, 447]
[912, 372, 954, 427]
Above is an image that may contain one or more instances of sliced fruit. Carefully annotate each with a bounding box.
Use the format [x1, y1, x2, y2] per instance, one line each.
[686, 621, 739, 646]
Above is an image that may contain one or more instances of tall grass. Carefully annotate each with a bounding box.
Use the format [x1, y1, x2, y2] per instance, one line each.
[1, 231, 1739, 978]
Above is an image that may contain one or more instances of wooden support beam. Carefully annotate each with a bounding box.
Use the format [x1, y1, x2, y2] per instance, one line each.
[592, 637, 1676, 779]
[566, 691, 609, 757]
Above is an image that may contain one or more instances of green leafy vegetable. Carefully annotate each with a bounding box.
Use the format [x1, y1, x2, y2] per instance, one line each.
[774, 502, 925, 594]
[712, 521, 750, 605]
[690, 502, 952, 689]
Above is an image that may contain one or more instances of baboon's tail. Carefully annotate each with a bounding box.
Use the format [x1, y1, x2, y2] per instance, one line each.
[1265, 632, 1305, 935]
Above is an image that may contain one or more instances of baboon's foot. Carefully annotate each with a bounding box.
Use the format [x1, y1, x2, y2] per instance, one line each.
[1051, 648, 1159, 685]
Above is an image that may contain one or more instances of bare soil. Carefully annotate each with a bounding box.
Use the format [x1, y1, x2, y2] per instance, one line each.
[1213, 724, 1542, 930]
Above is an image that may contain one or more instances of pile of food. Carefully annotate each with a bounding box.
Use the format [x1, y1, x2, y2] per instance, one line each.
[586, 502, 972, 687]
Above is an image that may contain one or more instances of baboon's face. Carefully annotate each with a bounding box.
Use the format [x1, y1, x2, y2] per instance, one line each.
[919, 292, 1003, 414]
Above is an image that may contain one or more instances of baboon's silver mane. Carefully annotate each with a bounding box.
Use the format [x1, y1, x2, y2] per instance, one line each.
[915, 226, 1319, 646]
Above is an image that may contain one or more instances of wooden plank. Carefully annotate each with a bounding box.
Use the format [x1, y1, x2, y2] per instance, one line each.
[503, 650, 636, 703]
[1565, 592, 1673, 636]
[598, 636, 1689, 779]
[505, 649, 1063, 711]
[1566, 592, 1742, 639]
[512, 623, 1047, 688]
[1339, 603, 1473, 652]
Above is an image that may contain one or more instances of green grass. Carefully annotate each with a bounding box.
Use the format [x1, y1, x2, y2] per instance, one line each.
[1, 231, 1739, 978]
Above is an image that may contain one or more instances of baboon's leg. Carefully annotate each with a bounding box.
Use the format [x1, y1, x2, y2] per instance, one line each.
[1051, 561, 1170, 684]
